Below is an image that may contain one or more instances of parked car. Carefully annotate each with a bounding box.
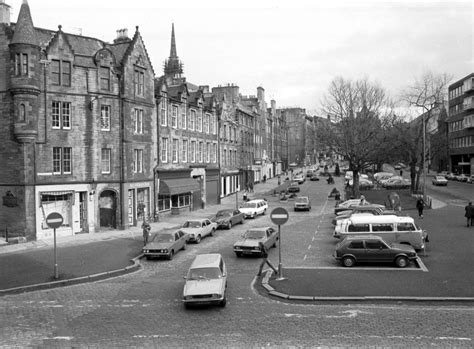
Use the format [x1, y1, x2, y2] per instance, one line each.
[455, 174, 469, 182]
[310, 174, 320, 181]
[445, 172, 457, 180]
[432, 175, 448, 186]
[334, 199, 382, 214]
[334, 235, 417, 268]
[183, 253, 227, 308]
[142, 230, 188, 260]
[233, 227, 279, 257]
[333, 205, 393, 224]
[373, 172, 394, 182]
[348, 177, 374, 189]
[239, 199, 268, 218]
[212, 209, 245, 229]
[467, 175, 474, 184]
[382, 177, 411, 189]
[293, 175, 305, 184]
[181, 218, 217, 243]
[287, 181, 300, 193]
[294, 196, 311, 211]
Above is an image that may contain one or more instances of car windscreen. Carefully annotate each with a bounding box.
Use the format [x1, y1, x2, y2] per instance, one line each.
[241, 202, 257, 208]
[152, 233, 174, 243]
[183, 221, 201, 228]
[244, 230, 265, 239]
[216, 210, 232, 217]
[187, 267, 222, 280]
[295, 198, 308, 203]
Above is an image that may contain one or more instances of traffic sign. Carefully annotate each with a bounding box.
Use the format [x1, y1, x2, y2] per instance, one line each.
[270, 207, 289, 225]
[46, 212, 63, 229]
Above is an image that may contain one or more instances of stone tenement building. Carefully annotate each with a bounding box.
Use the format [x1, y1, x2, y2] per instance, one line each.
[0, 1, 156, 240]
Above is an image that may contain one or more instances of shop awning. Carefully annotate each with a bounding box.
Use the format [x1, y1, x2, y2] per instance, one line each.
[159, 178, 200, 195]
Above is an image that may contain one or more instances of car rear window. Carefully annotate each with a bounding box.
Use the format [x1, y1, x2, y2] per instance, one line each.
[348, 241, 364, 249]
[397, 223, 416, 231]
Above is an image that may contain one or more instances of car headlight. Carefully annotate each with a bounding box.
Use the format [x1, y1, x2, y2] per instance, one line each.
[162, 249, 168, 253]
[212, 294, 221, 298]
[184, 296, 192, 300]
[143, 249, 148, 253]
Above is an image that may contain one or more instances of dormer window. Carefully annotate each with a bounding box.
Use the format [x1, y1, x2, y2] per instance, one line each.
[100, 66, 111, 90]
[51, 59, 71, 86]
[15, 53, 28, 76]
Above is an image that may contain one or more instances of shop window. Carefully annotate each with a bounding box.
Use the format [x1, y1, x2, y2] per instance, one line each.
[171, 194, 191, 208]
[158, 194, 171, 212]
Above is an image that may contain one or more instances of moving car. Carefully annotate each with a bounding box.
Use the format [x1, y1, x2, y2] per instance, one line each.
[332, 205, 393, 225]
[432, 175, 448, 186]
[294, 196, 311, 211]
[455, 174, 469, 182]
[348, 177, 375, 189]
[287, 181, 300, 193]
[142, 230, 188, 260]
[181, 218, 217, 243]
[293, 175, 305, 184]
[467, 175, 474, 184]
[233, 227, 279, 257]
[445, 172, 456, 180]
[310, 174, 320, 181]
[212, 209, 245, 229]
[334, 235, 417, 268]
[183, 253, 227, 308]
[239, 199, 268, 219]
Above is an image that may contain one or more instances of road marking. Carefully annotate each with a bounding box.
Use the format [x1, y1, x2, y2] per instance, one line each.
[284, 266, 424, 271]
[326, 310, 373, 318]
[416, 257, 429, 272]
[303, 254, 307, 260]
[307, 245, 311, 250]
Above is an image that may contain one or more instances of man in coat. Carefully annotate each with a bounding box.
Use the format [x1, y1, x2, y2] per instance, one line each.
[465, 202, 474, 227]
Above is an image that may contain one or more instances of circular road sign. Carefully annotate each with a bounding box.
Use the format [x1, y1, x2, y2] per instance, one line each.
[46, 212, 63, 229]
[270, 207, 289, 226]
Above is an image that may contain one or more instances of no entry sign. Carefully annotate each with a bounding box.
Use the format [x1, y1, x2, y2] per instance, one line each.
[46, 212, 63, 229]
[270, 207, 289, 226]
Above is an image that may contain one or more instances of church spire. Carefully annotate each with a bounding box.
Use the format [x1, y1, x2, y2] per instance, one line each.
[11, 0, 38, 46]
[163, 23, 183, 78]
[170, 23, 177, 58]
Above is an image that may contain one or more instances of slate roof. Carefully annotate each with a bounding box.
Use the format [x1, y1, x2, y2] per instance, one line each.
[10, 1, 37, 45]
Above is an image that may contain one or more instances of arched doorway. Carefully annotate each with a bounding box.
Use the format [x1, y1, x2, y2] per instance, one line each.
[99, 190, 117, 229]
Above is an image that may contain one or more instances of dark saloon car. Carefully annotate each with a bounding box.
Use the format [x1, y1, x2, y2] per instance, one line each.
[212, 209, 245, 229]
[334, 235, 417, 268]
[143, 230, 188, 260]
[233, 227, 279, 257]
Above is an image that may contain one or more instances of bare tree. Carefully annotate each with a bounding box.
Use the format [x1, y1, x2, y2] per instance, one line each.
[399, 72, 451, 193]
[318, 77, 394, 198]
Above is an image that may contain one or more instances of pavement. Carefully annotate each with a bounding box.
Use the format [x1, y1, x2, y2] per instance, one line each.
[1, 169, 473, 303]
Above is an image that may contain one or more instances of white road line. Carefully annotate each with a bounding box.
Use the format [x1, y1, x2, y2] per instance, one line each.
[416, 257, 429, 272]
[303, 255, 307, 260]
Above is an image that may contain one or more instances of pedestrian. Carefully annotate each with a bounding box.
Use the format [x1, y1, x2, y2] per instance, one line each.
[278, 175, 281, 186]
[464, 202, 474, 227]
[400, 170, 403, 176]
[142, 222, 151, 246]
[257, 242, 277, 276]
[249, 182, 254, 193]
[263, 174, 267, 182]
[416, 196, 425, 218]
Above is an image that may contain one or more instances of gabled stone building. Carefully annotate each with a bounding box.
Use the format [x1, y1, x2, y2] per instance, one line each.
[0, 0, 156, 240]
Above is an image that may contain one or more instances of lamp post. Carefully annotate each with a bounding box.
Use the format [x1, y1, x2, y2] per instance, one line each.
[422, 111, 426, 202]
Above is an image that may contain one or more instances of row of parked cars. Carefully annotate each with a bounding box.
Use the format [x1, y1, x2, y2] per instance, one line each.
[438, 172, 474, 184]
[331, 198, 428, 268]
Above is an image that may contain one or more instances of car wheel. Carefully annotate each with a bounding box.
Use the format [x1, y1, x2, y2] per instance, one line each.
[182, 243, 187, 251]
[195, 235, 201, 243]
[235, 252, 242, 257]
[262, 209, 266, 215]
[395, 256, 409, 268]
[241, 217, 245, 224]
[342, 256, 355, 267]
[145, 255, 151, 260]
[168, 250, 174, 260]
[228, 222, 232, 229]
[220, 296, 227, 307]
[184, 303, 190, 309]
[210, 228, 215, 236]
[272, 241, 277, 248]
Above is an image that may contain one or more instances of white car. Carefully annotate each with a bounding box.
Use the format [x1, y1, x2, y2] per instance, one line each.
[432, 175, 448, 186]
[293, 175, 305, 184]
[181, 218, 217, 243]
[239, 199, 268, 218]
[183, 253, 227, 308]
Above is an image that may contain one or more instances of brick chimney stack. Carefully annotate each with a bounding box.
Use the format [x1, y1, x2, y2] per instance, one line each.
[0, 0, 11, 25]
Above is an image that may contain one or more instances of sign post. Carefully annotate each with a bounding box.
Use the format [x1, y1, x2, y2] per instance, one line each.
[46, 212, 63, 279]
[270, 207, 289, 280]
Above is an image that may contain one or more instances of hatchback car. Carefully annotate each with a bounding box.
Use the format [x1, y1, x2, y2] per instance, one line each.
[382, 177, 411, 189]
[239, 199, 268, 218]
[233, 227, 279, 257]
[183, 253, 227, 308]
[212, 209, 245, 229]
[181, 218, 217, 243]
[294, 196, 311, 211]
[432, 175, 448, 186]
[143, 230, 188, 260]
[334, 235, 417, 268]
[293, 175, 305, 184]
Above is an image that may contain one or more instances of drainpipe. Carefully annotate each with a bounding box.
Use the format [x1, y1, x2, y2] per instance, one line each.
[119, 72, 125, 229]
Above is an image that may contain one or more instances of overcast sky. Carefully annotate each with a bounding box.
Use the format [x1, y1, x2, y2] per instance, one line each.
[9, 0, 473, 114]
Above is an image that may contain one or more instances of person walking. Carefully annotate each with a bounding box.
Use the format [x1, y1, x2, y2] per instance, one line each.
[142, 222, 151, 246]
[257, 242, 277, 276]
[416, 196, 425, 218]
[465, 202, 474, 227]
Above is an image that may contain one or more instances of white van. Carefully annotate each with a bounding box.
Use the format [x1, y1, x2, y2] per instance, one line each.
[335, 215, 427, 250]
[183, 253, 227, 308]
